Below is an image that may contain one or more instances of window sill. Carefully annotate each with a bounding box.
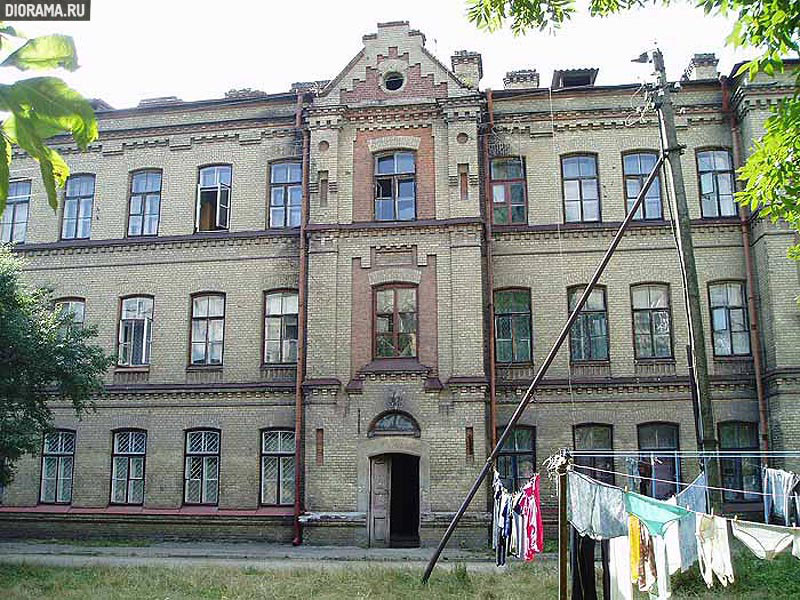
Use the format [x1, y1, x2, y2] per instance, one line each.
[185, 365, 223, 372]
[634, 358, 675, 364]
[713, 355, 753, 362]
[570, 360, 611, 366]
[115, 365, 150, 373]
[261, 362, 298, 368]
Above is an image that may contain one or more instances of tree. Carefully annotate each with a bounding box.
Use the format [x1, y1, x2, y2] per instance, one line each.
[467, 0, 800, 259]
[0, 246, 112, 485]
[0, 23, 98, 215]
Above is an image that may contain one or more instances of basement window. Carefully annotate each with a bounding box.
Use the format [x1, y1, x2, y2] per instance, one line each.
[196, 165, 231, 231]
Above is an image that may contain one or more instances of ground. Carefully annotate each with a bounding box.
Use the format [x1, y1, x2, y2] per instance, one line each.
[0, 540, 798, 599]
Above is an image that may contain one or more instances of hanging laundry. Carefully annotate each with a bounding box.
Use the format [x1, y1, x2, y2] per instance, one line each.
[731, 520, 800, 560]
[675, 473, 706, 572]
[624, 491, 689, 537]
[522, 474, 544, 560]
[651, 534, 672, 600]
[608, 534, 633, 600]
[571, 527, 598, 600]
[637, 518, 658, 594]
[763, 467, 800, 526]
[626, 457, 643, 494]
[568, 470, 628, 540]
[696, 514, 734, 588]
[663, 498, 682, 575]
[512, 493, 526, 558]
[629, 516, 641, 585]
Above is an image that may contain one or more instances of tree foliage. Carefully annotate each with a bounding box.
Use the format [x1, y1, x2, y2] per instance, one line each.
[467, 0, 800, 258]
[0, 24, 97, 214]
[0, 246, 112, 485]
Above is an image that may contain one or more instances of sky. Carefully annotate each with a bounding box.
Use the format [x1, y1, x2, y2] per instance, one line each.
[17, 0, 752, 109]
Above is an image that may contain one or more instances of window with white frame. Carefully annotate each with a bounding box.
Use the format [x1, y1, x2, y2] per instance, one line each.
[55, 298, 85, 329]
[709, 282, 750, 357]
[40, 430, 75, 504]
[111, 430, 146, 504]
[264, 291, 298, 364]
[62, 175, 95, 239]
[623, 152, 662, 220]
[374, 151, 415, 221]
[184, 430, 220, 505]
[196, 165, 231, 231]
[269, 162, 302, 228]
[569, 286, 609, 362]
[632, 284, 673, 359]
[128, 170, 162, 236]
[562, 155, 600, 223]
[261, 430, 295, 505]
[190, 294, 225, 365]
[1, 180, 31, 243]
[698, 150, 736, 217]
[118, 296, 154, 366]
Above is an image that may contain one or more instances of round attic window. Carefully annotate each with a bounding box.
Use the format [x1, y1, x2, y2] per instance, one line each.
[384, 72, 404, 91]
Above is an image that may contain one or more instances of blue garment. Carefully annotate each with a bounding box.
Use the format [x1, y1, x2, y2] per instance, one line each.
[624, 491, 689, 538]
[567, 470, 628, 540]
[675, 473, 706, 572]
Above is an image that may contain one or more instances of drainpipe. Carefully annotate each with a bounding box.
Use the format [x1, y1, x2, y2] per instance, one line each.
[293, 92, 310, 544]
[484, 89, 498, 450]
[721, 76, 770, 464]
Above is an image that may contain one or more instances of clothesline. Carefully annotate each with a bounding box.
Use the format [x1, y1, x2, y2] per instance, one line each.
[573, 463, 796, 500]
[569, 450, 800, 457]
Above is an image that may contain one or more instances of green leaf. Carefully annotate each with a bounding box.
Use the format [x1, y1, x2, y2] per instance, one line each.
[1, 34, 78, 71]
[0, 77, 97, 148]
[0, 24, 25, 38]
[0, 134, 9, 214]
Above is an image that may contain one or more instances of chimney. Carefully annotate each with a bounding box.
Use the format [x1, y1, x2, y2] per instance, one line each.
[451, 50, 483, 89]
[685, 53, 719, 81]
[503, 69, 540, 89]
[551, 68, 598, 90]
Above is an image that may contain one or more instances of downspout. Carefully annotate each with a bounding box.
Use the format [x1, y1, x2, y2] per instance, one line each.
[293, 92, 310, 544]
[484, 89, 498, 450]
[721, 76, 770, 464]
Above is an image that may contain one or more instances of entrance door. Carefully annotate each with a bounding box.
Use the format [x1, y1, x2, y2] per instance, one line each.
[369, 455, 391, 547]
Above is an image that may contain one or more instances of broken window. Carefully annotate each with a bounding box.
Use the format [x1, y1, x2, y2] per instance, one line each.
[264, 291, 298, 364]
[196, 165, 231, 231]
[494, 289, 532, 363]
[184, 429, 220, 505]
[375, 286, 417, 358]
[623, 152, 662, 220]
[496, 426, 535, 492]
[62, 175, 94, 239]
[190, 294, 225, 365]
[0, 180, 31, 243]
[491, 157, 527, 224]
[698, 150, 736, 218]
[632, 284, 673, 359]
[569, 286, 609, 362]
[261, 430, 295, 505]
[118, 296, 154, 367]
[128, 170, 162, 236]
[111, 430, 146, 504]
[270, 162, 301, 228]
[40, 430, 75, 504]
[374, 151, 415, 221]
[370, 412, 420, 437]
[562, 155, 600, 223]
[710, 282, 750, 357]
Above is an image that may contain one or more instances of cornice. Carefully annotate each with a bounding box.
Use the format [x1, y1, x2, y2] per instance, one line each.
[306, 217, 482, 238]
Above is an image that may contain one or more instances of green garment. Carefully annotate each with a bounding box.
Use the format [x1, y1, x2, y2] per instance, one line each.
[624, 491, 690, 537]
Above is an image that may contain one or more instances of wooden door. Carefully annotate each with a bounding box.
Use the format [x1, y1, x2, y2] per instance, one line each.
[369, 455, 391, 547]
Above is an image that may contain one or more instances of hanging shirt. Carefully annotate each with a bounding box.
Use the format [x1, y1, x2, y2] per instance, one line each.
[763, 468, 799, 526]
[609, 532, 633, 600]
[524, 475, 544, 559]
[696, 514, 734, 588]
[651, 534, 672, 600]
[731, 520, 800, 560]
[663, 499, 682, 575]
[624, 492, 689, 538]
[568, 470, 628, 540]
[674, 473, 706, 572]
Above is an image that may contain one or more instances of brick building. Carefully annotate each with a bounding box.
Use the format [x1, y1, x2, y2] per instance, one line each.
[1, 22, 798, 547]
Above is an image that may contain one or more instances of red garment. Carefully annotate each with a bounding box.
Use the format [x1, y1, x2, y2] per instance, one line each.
[523, 474, 544, 561]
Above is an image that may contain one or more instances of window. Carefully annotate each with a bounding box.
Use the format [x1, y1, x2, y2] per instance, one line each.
[369, 412, 420, 437]
[490, 157, 526, 225]
[562, 155, 600, 223]
[709, 282, 750, 357]
[458, 164, 469, 202]
[111, 430, 146, 504]
[40, 430, 75, 504]
[637, 423, 680, 499]
[374, 152, 415, 221]
[623, 152, 662, 220]
[196, 165, 231, 231]
[264, 291, 298, 364]
[128, 170, 162, 236]
[573, 424, 613, 484]
[184, 429, 220, 505]
[632, 284, 672, 359]
[497, 426, 535, 491]
[384, 72, 404, 91]
[190, 294, 224, 365]
[569, 286, 609, 362]
[270, 162, 301, 228]
[261, 430, 294, 505]
[55, 298, 85, 329]
[62, 175, 94, 239]
[719, 422, 760, 502]
[698, 150, 736, 217]
[374, 286, 417, 358]
[1, 180, 31, 243]
[494, 289, 531, 363]
[118, 296, 154, 367]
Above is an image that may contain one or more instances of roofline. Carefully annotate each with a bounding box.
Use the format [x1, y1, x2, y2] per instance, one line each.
[489, 78, 723, 100]
[95, 91, 301, 119]
[728, 57, 800, 80]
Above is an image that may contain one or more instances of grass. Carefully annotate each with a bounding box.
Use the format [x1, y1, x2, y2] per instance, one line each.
[0, 539, 797, 599]
[27, 538, 154, 548]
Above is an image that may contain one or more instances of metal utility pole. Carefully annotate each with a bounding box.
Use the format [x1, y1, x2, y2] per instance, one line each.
[651, 49, 721, 507]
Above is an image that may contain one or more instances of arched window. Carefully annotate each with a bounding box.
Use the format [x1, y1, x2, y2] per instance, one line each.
[269, 162, 302, 228]
[62, 174, 95, 240]
[261, 429, 295, 505]
[697, 149, 736, 217]
[184, 429, 220, 505]
[196, 165, 231, 231]
[374, 285, 417, 358]
[490, 157, 527, 224]
[369, 412, 420, 437]
[374, 151, 415, 221]
[1, 179, 31, 243]
[562, 155, 600, 223]
[637, 422, 680, 499]
[494, 289, 532, 363]
[573, 423, 613, 484]
[40, 429, 76, 504]
[128, 170, 162, 236]
[569, 285, 609, 362]
[111, 429, 146, 505]
[622, 152, 662, 220]
[631, 284, 672, 359]
[709, 281, 750, 356]
[118, 296, 154, 366]
[264, 291, 298, 364]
